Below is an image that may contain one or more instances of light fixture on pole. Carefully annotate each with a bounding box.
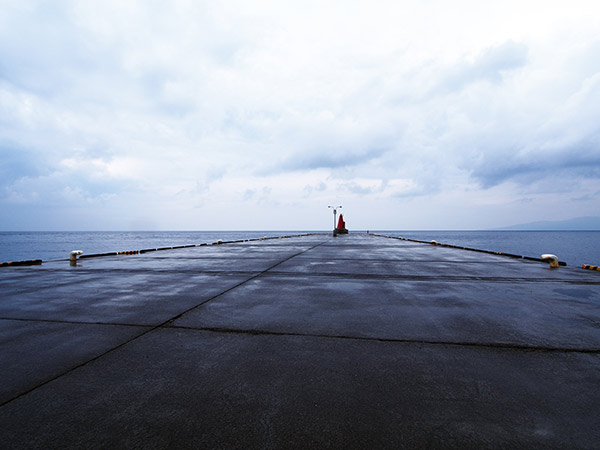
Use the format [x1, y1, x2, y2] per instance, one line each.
[328, 205, 342, 230]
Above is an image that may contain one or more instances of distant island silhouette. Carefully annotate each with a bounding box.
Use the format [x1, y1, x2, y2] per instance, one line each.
[498, 216, 600, 230]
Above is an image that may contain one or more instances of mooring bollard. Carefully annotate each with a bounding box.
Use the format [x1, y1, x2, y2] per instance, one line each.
[541, 254, 559, 268]
[69, 250, 83, 266]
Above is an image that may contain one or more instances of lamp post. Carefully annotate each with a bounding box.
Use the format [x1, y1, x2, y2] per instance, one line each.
[328, 205, 342, 230]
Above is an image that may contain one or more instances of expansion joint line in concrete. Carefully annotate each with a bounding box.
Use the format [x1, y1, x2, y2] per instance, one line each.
[0, 239, 330, 409]
[0, 324, 158, 408]
[170, 325, 600, 354]
[0, 316, 151, 329]
[259, 271, 600, 284]
[162, 239, 329, 326]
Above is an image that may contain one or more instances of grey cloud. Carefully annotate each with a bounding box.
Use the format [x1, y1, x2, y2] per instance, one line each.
[221, 109, 282, 140]
[2, 170, 132, 206]
[137, 71, 196, 117]
[2, 2, 599, 230]
[195, 168, 227, 194]
[0, 142, 49, 185]
[303, 181, 327, 196]
[0, 4, 108, 96]
[242, 186, 272, 203]
[339, 182, 377, 195]
[434, 41, 528, 95]
[281, 147, 388, 172]
[451, 54, 600, 189]
[468, 139, 600, 188]
[572, 190, 600, 202]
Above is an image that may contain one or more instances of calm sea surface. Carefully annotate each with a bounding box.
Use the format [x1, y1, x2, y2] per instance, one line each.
[1, 230, 599, 267]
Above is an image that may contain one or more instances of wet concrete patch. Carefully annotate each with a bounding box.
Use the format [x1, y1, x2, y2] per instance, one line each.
[173, 275, 600, 349]
[0, 328, 597, 449]
[1, 233, 599, 448]
[0, 319, 148, 404]
[0, 272, 251, 325]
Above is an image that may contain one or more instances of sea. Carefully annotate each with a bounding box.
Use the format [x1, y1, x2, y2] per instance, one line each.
[0, 230, 599, 267]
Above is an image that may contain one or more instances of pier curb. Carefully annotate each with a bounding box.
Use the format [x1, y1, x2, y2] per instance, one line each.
[369, 233, 568, 266]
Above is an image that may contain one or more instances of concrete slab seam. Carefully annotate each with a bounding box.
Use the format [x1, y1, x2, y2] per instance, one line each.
[168, 325, 600, 354]
[0, 323, 157, 408]
[0, 316, 154, 329]
[0, 239, 329, 408]
[162, 239, 329, 326]
[259, 271, 600, 284]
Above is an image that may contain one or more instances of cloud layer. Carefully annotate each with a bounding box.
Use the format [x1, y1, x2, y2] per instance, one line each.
[1, 0, 599, 230]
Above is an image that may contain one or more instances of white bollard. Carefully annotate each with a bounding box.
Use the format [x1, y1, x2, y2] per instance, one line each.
[69, 250, 83, 266]
[541, 254, 559, 268]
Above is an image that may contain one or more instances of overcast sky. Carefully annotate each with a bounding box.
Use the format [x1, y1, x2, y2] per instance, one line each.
[1, 0, 599, 230]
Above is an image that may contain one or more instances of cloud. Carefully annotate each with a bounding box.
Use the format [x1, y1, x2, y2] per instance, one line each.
[469, 147, 600, 188]
[433, 41, 528, 95]
[0, 142, 49, 184]
[1, 1, 600, 230]
[459, 68, 600, 188]
[282, 147, 388, 171]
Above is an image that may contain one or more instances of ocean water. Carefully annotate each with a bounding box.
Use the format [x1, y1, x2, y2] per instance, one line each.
[0, 230, 599, 267]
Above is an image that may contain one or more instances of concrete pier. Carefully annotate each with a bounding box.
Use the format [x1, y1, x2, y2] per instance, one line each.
[1, 233, 599, 449]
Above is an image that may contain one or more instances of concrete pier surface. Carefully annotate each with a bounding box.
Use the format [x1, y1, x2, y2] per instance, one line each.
[1, 233, 599, 449]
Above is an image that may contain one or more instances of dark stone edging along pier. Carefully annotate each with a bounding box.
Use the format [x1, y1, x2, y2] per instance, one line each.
[0, 233, 321, 266]
[369, 232, 569, 266]
[0, 259, 42, 267]
[1, 233, 599, 448]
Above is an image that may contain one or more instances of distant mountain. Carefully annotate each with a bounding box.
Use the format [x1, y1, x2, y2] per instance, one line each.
[499, 216, 600, 230]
